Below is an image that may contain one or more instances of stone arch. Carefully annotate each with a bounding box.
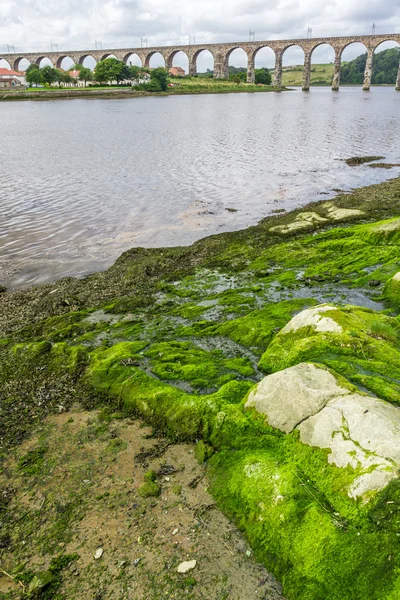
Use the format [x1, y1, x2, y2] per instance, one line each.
[35, 56, 55, 67]
[280, 44, 306, 89]
[123, 52, 142, 66]
[165, 50, 189, 74]
[252, 46, 276, 84]
[372, 40, 400, 89]
[101, 53, 118, 62]
[339, 41, 371, 90]
[309, 42, 336, 87]
[339, 40, 370, 59]
[78, 54, 97, 68]
[144, 51, 166, 68]
[225, 46, 248, 80]
[190, 49, 215, 77]
[56, 55, 75, 70]
[13, 57, 30, 71]
[252, 45, 276, 65]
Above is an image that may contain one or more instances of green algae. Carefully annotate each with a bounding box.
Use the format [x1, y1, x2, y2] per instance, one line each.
[3, 177, 400, 599]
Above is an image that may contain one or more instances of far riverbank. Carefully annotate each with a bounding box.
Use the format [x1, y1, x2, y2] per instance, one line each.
[0, 83, 278, 102]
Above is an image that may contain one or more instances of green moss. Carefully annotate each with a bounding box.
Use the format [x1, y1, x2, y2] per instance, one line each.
[195, 440, 214, 464]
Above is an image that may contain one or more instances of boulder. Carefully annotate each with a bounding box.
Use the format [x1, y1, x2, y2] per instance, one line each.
[270, 211, 327, 234]
[259, 304, 400, 406]
[299, 392, 400, 498]
[280, 304, 342, 334]
[384, 271, 400, 308]
[246, 362, 400, 499]
[245, 363, 351, 433]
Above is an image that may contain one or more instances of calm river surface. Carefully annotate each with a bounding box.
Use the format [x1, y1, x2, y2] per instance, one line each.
[1, 87, 400, 289]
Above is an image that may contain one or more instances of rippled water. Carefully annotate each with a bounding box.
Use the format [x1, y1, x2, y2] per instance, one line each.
[1, 87, 400, 289]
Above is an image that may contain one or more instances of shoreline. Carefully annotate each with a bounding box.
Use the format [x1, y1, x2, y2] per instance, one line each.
[0, 84, 280, 102]
[2, 175, 400, 599]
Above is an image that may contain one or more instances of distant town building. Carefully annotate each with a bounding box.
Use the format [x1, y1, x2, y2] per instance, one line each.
[168, 66, 185, 77]
[0, 68, 26, 87]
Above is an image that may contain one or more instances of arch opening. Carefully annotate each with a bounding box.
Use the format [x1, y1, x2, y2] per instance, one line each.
[309, 43, 335, 87]
[167, 50, 188, 76]
[12, 57, 31, 71]
[0, 58, 12, 70]
[253, 47, 275, 85]
[101, 53, 118, 62]
[226, 47, 248, 81]
[124, 53, 142, 66]
[372, 41, 400, 86]
[145, 52, 165, 69]
[193, 49, 214, 77]
[35, 57, 55, 68]
[79, 55, 97, 69]
[281, 45, 305, 87]
[56, 56, 74, 70]
[340, 42, 369, 85]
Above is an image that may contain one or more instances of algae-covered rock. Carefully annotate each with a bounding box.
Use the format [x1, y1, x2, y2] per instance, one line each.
[259, 304, 400, 405]
[270, 211, 327, 234]
[299, 391, 400, 498]
[246, 361, 400, 499]
[361, 217, 400, 245]
[280, 304, 342, 334]
[384, 271, 400, 308]
[245, 362, 352, 433]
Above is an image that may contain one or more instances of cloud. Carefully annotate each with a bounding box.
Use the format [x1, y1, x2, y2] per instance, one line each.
[0, 0, 399, 71]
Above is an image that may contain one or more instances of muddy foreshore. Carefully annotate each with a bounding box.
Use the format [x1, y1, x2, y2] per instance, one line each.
[2, 174, 400, 599]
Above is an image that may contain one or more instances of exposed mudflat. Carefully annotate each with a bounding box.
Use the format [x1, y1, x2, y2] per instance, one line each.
[0, 407, 284, 600]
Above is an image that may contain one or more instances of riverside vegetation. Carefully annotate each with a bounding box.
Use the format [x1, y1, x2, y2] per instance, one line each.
[2, 160, 400, 598]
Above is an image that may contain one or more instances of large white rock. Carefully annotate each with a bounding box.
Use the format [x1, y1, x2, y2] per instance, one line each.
[299, 394, 400, 498]
[245, 363, 351, 433]
[392, 272, 400, 282]
[281, 305, 342, 334]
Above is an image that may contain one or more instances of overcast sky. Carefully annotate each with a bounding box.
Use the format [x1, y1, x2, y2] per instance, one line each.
[0, 0, 399, 71]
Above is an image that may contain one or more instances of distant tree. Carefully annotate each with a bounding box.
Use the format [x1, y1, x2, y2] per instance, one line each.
[129, 65, 141, 84]
[150, 67, 169, 91]
[255, 68, 272, 85]
[94, 58, 125, 84]
[232, 74, 242, 85]
[26, 64, 43, 87]
[41, 65, 58, 86]
[78, 66, 93, 86]
[55, 69, 66, 87]
[119, 64, 131, 83]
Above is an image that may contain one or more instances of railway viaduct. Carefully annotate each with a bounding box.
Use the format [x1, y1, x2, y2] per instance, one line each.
[1, 33, 400, 91]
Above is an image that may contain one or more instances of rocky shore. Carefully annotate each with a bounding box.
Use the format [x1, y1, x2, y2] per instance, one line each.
[2, 173, 400, 599]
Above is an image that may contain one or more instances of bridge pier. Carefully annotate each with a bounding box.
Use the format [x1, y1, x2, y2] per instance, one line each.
[302, 53, 311, 91]
[273, 52, 283, 88]
[214, 52, 229, 79]
[189, 56, 197, 77]
[247, 58, 255, 84]
[332, 51, 341, 91]
[363, 49, 374, 91]
[396, 62, 400, 90]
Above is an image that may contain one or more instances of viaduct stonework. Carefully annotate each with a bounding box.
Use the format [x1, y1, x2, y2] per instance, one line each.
[2, 33, 400, 91]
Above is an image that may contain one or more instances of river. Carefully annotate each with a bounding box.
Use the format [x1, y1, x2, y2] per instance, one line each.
[1, 87, 400, 289]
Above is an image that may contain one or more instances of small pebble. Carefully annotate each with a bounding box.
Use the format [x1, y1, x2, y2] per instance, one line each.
[94, 548, 103, 560]
[133, 558, 141, 567]
[177, 560, 196, 574]
[172, 528, 179, 536]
